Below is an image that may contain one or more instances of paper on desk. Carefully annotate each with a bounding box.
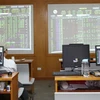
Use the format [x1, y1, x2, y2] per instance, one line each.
[70, 84, 88, 89]
[61, 84, 88, 90]
[60, 84, 76, 90]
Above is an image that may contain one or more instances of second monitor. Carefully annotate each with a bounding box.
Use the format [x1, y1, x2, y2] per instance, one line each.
[62, 44, 90, 71]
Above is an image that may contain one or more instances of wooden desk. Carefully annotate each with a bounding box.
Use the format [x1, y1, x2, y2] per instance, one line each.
[55, 75, 100, 92]
[15, 59, 33, 81]
[15, 59, 35, 98]
[54, 75, 100, 100]
[0, 72, 18, 100]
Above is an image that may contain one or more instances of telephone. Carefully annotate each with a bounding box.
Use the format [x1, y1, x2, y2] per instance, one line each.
[90, 70, 100, 77]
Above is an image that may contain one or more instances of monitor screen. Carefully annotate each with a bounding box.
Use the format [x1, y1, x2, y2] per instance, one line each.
[62, 44, 90, 70]
[95, 45, 100, 66]
[0, 46, 4, 66]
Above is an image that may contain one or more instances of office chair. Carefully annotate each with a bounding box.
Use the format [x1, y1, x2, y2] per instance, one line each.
[22, 78, 35, 100]
[23, 83, 34, 100]
[18, 88, 34, 100]
[18, 87, 24, 100]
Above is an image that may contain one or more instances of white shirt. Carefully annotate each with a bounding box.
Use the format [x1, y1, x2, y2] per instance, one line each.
[0, 57, 17, 72]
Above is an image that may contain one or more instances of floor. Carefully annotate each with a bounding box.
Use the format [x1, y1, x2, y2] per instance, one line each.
[34, 80, 54, 100]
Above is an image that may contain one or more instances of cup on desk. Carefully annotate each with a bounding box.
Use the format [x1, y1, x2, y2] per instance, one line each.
[11, 56, 15, 61]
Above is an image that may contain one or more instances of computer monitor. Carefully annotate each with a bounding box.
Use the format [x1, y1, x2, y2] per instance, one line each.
[62, 44, 90, 70]
[95, 45, 100, 66]
[0, 46, 4, 66]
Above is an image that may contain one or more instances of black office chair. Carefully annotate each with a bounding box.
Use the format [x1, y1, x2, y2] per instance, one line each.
[23, 84, 34, 100]
[18, 92, 34, 100]
[23, 78, 35, 100]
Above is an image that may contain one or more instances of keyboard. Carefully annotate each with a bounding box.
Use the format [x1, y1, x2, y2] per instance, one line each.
[0, 70, 8, 75]
[53, 71, 82, 76]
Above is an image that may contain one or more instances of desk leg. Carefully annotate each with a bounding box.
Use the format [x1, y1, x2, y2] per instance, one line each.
[29, 61, 33, 81]
[29, 63, 31, 81]
[11, 74, 18, 100]
[55, 81, 58, 92]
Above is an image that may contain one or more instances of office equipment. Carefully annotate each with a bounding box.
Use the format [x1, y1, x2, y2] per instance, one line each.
[0, 46, 4, 67]
[62, 44, 90, 71]
[48, 4, 100, 54]
[0, 70, 8, 75]
[0, 72, 18, 100]
[0, 5, 34, 54]
[53, 70, 82, 76]
[54, 75, 100, 100]
[59, 58, 96, 70]
[95, 45, 100, 66]
[90, 70, 100, 77]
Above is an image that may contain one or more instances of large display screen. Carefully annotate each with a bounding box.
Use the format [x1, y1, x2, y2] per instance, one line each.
[0, 5, 33, 54]
[48, 4, 100, 53]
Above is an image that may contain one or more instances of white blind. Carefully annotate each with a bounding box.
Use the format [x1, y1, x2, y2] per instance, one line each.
[48, 4, 100, 54]
[0, 5, 34, 54]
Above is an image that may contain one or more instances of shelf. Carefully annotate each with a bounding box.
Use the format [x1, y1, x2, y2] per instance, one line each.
[0, 72, 18, 100]
[58, 86, 100, 92]
[54, 75, 100, 100]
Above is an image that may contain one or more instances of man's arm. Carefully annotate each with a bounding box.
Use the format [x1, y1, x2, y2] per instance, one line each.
[8, 59, 17, 72]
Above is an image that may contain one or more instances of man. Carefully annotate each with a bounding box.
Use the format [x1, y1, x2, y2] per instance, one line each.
[0, 48, 17, 72]
[0, 47, 29, 100]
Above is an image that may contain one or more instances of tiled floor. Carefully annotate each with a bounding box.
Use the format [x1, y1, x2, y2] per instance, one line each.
[34, 80, 54, 100]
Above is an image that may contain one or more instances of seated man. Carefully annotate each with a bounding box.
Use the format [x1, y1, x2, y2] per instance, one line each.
[0, 48, 17, 72]
[0, 47, 29, 100]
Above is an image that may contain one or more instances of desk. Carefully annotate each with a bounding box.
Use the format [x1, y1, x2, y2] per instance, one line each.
[15, 59, 33, 81]
[0, 72, 18, 100]
[15, 59, 35, 95]
[54, 75, 100, 100]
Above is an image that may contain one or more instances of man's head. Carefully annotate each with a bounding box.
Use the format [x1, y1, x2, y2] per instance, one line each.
[4, 47, 8, 57]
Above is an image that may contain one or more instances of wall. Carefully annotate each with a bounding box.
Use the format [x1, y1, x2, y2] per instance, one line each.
[0, 0, 99, 79]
